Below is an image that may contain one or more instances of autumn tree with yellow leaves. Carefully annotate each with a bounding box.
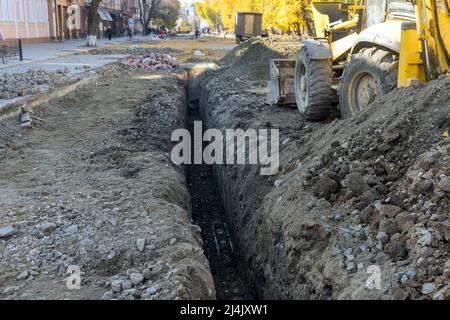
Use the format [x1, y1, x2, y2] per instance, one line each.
[195, 0, 313, 35]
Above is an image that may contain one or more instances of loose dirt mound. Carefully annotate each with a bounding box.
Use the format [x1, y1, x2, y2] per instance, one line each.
[269, 76, 450, 299]
[198, 37, 449, 299]
[221, 37, 302, 80]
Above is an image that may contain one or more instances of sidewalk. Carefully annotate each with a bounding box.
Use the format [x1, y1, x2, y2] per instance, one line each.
[0, 36, 147, 70]
[0, 36, 142, 116]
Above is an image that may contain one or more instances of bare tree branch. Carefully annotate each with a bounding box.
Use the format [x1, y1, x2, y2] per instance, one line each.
[137, 0, 165, 35]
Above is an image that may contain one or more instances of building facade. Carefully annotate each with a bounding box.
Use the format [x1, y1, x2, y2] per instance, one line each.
[54, 0, 126, 41]
[0, 0, 137, 43]
[0, 0, 52, 43]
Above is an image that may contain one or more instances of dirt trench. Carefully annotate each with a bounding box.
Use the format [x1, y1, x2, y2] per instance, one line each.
[0, 52, 257, 300]
[0, 66, 217, 300]
[3, 38, 447, 300]
[185, 104, 248, 300]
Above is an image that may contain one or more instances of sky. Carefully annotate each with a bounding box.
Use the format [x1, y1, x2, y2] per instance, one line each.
[180, 0, 195, 5]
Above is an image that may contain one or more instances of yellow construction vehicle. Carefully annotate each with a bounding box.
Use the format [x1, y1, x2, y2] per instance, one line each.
[268, 0, 450, 120]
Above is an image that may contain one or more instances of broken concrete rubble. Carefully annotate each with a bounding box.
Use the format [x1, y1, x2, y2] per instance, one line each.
[127, 53, 179, 71]
[0, 69, 69, 100]
[0, 225, 17, 238]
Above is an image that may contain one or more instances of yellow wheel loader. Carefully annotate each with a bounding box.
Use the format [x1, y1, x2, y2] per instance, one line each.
[268, 0, 450, 120]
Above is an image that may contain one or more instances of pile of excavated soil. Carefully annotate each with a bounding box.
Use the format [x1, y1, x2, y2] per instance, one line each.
[198, 37, 449, 300]
[221, 36, 302, 80]
[0, 68, 215, 300]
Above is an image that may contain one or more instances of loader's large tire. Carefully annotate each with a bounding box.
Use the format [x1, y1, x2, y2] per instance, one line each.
[294, 47, 334, 121]
[339, 47, 398, 119]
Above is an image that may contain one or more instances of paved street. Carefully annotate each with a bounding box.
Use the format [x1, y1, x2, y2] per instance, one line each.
[0, 35, 233, 114]
[0, 36, 147, 70]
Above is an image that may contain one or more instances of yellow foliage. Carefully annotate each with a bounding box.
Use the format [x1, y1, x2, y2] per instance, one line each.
[194, 2, 220, 29]
[195, 0, 312, 33]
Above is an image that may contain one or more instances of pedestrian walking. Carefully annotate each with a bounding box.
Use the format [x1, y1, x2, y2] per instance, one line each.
[106, 26, 112, 41]
[126, 26, 132, 40]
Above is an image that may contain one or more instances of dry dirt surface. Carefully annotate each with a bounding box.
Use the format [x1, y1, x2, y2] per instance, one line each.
[1, 36, 448, 301]
[197, 37, 450, 300]
[107, 37, 237, 63]
[222, 36, 302, 80]
[0, 66, 215, 300]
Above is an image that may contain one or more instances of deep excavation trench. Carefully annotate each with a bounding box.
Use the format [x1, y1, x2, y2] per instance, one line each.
[0, 59, 253, 300]
[0, 66, 219, 300]
[184, 78, 250, 300]
[1, 41, 448, 301]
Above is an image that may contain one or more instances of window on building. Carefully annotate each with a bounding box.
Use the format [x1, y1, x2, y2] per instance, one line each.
[0, 0, 14, 21]
[35, 0, 48, 23]
[0, 0, 47, 23]
[27, 0, 36, 23]
[17, 0, 25, 22]
[36, 0, 43, 23]
[0, 1, 6, 21]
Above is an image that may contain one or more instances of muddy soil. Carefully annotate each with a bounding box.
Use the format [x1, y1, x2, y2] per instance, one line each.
[0, 66, 215, 300]
[197, 38, 449, 300]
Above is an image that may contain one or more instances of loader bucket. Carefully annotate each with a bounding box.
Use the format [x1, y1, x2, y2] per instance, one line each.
[311, 2, 349, 37]
[267, 59, 296, 106]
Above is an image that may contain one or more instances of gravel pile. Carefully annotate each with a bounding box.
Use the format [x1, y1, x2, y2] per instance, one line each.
[126, 53, 179, 71]
[197, 37, 449, 299]
[0, 68, 70, 100]
[301, 77, 450, 299]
